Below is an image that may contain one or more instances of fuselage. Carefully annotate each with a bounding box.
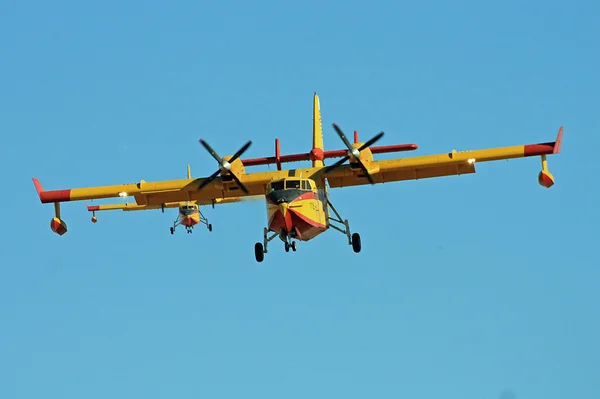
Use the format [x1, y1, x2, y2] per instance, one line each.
[265, 177, 328, 241]
[179, 202, 200, 227]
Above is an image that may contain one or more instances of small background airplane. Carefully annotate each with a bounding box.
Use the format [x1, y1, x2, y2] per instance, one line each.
[32, 92, 563, 262]
[82, 165, 257, 235]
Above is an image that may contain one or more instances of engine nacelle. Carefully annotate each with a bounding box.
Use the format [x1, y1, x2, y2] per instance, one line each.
[538, 170, 555, 188]
[50, 217, 68, 235]
[349, 144, 380, 175]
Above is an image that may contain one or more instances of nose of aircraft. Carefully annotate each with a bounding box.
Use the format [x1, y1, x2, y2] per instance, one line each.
[277, 202, 293, 232]
[278, 202, 288, 217]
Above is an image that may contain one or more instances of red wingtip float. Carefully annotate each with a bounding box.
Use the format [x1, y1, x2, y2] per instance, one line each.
[33, 92, 563, 262]
[528, 126, 563, 188]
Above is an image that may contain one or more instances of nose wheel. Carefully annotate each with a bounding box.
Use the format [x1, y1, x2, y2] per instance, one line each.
[284, 240, 297, 252]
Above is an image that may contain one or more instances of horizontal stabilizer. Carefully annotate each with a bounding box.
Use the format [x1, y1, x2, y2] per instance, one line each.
[241, 142, 418, 168]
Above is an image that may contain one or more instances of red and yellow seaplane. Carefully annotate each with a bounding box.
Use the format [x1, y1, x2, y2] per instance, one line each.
[81, 166, 247, 235]
[32, 92, 563, 262]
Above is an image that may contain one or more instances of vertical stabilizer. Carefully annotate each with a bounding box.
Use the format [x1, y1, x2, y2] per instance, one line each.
[311, 92, 325, 167]
[187, 165, 191, 179]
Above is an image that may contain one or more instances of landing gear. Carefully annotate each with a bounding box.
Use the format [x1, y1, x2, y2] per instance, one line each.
[170, 218, 192, 235]
[351, 232, 361, 253]
[254, 242, 264, 262]
[169, 209, 213, 235]
[199, 211, 213, 232]
[254, 226, 299, 262]
[283, 233, 297, 253]
[327, 198, 362, 254]
[254, 227, 281, 262]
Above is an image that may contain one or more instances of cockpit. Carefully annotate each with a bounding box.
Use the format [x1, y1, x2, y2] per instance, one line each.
[268, 178, 314, 192]
[179, 204, 197, 215]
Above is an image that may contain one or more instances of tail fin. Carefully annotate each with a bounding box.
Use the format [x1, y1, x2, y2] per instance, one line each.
[187, 165, 191, 179]
[312, 92, 325, 167]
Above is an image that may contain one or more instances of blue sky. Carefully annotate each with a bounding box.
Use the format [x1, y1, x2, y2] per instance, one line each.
[2, 0, 599, 398]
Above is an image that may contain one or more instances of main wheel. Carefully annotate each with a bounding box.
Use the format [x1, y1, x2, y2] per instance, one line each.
[285, 242, 290, 252]
[208, 224, 213, 232]
[351, 232, 361, 253]
[254, 242, 264, 262]
[291, 241, 296, 251]
[170, 227, 174, 235]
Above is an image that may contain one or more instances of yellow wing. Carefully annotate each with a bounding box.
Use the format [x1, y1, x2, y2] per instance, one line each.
[325, 127, 564, 189]
[32, 161, 273, 207]
[33, 127, 563, 208]
[84, 197, 256, 213]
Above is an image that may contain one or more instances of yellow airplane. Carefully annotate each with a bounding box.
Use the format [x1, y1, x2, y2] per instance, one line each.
[32, 93, 563, 262]
[81, 165, 245, 235]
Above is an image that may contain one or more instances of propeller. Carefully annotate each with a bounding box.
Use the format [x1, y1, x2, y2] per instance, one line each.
[197, 139, 252, 193]
[323, 123, 384, 184]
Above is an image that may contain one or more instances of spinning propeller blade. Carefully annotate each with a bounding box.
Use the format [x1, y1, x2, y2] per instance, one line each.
[198, 139, 252, 193]
[323, 123, 384, 184]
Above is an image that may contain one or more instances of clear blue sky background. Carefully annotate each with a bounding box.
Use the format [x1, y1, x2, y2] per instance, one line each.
[1, 0, 598, 398]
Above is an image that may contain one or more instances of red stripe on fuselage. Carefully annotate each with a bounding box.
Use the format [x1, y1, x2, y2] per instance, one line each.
[268, 205, 326, 234]
[291, 208, 327, 229]
[269, 210, 292, 233]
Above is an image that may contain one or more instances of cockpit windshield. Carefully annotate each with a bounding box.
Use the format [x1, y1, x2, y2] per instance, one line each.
[271, 181, 284, 191]
[269, 179, 312, 192]
[180, 205, 196, 215]
[285, 180, 301, 189]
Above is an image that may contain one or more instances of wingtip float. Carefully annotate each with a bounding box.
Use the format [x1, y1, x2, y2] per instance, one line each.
[33, 93, 564, 263]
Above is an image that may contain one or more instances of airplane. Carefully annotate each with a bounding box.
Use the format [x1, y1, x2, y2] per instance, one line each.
[81, 165, 255, 234]
[32, 92, 563, 262]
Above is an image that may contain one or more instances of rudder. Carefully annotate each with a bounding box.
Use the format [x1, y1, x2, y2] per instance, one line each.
[311, 92, 325, 167]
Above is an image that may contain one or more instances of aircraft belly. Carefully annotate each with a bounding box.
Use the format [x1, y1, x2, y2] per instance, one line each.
[266, 198, 326, 241]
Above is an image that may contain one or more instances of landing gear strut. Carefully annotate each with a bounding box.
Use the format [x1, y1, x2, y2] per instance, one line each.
[169, 210, 213, 235]
[255, 227, 296, 262]
[327, 198, 361, 253]
[199, 212, 213, 232]
[170, 222, 194, 234]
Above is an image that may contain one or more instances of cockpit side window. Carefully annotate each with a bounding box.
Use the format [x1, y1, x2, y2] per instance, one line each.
[270, 181, 284, 191]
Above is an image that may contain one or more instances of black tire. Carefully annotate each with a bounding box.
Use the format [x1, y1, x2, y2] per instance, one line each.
[351, 232, 361, 253]
[170, 227, 174, 235]
[254, 242, 264, 262]
[208, 224, 213, 232]
[291, 242, 296, 251]
[285, 242, 290, 252]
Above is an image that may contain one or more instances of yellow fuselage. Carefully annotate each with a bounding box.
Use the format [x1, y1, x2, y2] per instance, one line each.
[265, 177, 327, 241]
[179, 203, 200, 227]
